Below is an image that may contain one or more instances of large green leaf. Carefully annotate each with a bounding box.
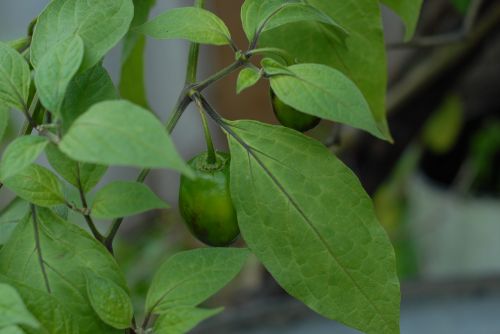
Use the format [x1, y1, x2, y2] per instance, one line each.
[0, 278, 79, 334]
[91, 181, 168, 219]
[1, 164, 65, 208]
[34, 35, 84, 114]
[0, 208, 127, 333]
[0, 199, 28, 246]
[59, 100, 193, 176]
[145, 248, 248, 315]
[45, 143, 107, 193]
[0, 136, 49, 180]
[260, 0, 391, 138]
[120, 0, 156, 108]
[381, 0, 423, 40]
[153, 307, 222, 334]
[85, 272, 133, 329]
[0, 326, 23, 334]
[31, 0, 134, 70]
[60, 64, 118, 132]
[137, 7, 231, 45]
[0, 283, 39, 329]
[0, 42, 31, 112]
[227, 120, 400, 334]
[241, 0, 346, 43]
[265, 62, 386, 140]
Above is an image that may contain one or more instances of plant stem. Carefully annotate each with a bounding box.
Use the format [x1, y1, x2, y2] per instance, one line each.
[194, 95, 217, 164]
[77, 172, 105, 243]
[193, 59, 245, 91]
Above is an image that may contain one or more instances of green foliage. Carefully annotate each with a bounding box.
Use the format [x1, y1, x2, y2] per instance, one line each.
[0, 326, 24, 334]
[265, 62, 387, 139]
[31, 0, 134, 70]
[0, 283, 39, 329]
[0, 136, 49, 180]
[2, 165, 65, 207]
[137, 7, 232, 45]
[382, 0, 424, 40]
[0, 106, 8, 141]
[34, 35, 84, 114]
[153, 307, 223, 334]
[0, 42, 31, 111]
[227, 120, 400, 334]
[145, 248, 248, 315]
[241, 0, 347, 43]
[45, 143, 107, 193]
[236, 68, 262, 94]
[85, 272, 133, 329]
[60, 65, 118, 132]
[59, 100, 193, 176]
[91, 181, 168, 219]
[0, 199, 28, 246]
[260, 0, 392, 138]
[120, 0, 156, 108]
[0, 279, 79, 334]
[0, 208, 127, 333]
[0, 0, 425, 332]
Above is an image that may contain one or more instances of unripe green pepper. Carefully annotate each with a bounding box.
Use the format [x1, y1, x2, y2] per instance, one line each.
[271, 89, 320, 132]
[179, 152, 239, 246]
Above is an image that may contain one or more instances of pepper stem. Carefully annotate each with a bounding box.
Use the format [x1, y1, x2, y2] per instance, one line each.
[195, 97, 217, 165]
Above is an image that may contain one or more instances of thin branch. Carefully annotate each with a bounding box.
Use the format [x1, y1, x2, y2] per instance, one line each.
[76, 169, 105, 243]
[30, 204, 52, 294]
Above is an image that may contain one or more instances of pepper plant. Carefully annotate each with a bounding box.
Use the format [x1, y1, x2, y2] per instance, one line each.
[0, 0, 423, 333]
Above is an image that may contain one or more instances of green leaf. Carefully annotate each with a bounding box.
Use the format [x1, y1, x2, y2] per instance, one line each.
[85, 272, 133, 329]
[0, 42, 31, 111]
[265, 63, 386, 140]
[241, 0, 346, 42]
[0, 279, 79, 334]
[0, 283, 39, 329]
[260, 0, 391, 139]
[227, 120, 400, 334]
[60, 64, 118, 132]
[0, 326, 24, 334]
[31, 0, 134, 70]
[137, 7, 231, 45]
[1, 164, 65, 207]
[381, 0, 423, 41]
[34, 35, 84, 114]
[91, 181, 168, 219]
[0, 106, 9, 141]
[0, 199, 28, 246]
[146, 248, 248, 314]
[45, 143, 107, 193]
[59, 100, 193, 176]
[119, 0, 156, 108]
[153, 307, 222, 334]
[0, 136, 49, 180]
[0, 208, 127, 333]
[236, 68, 262, 94]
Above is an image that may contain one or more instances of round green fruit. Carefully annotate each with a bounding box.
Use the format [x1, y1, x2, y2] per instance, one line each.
[178, 152, 239, 247]
[271, 89, 320, 132]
